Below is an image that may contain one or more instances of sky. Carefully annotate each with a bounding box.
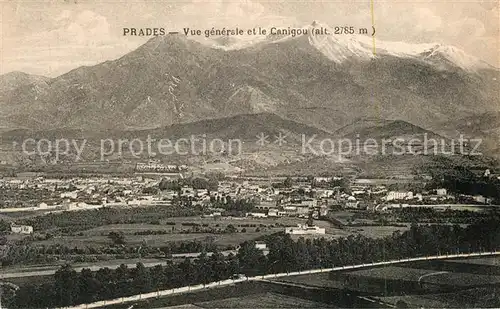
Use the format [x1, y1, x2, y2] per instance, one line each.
[1, 0, 498, 77]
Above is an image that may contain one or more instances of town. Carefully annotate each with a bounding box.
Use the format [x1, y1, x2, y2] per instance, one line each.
[0, 160, 498, 309]
[0, 161, 498, 239]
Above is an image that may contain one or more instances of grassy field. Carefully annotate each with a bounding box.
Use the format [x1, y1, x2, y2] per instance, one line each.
[376, 286, 500, 308]
[95, 280, 342, 309]
[33, 230, 282, 248]
[345, 225, 409, 238]
[2, 273, 55, 286]
[445, 256, 500, 266]
[157, 216, 334, 229]
[270, 256, 500, 296]
[346, 265, 500, 287]
[156, 305, 203, 309]
[0, 257, 167, 275]
[29, 216, 339, 248]
[27, 214, 408, 248]
[405, 257, 500, 276]
[197, 292, 335, 308]
[273, 272, 345, 289]
[81, 215, 326, 235]
[329, 211, 377, 226]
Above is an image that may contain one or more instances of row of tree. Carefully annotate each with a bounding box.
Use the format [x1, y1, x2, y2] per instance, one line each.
[1, 239, 223, 266]
[6, 218, 500, 308]
[17, 205, 201, 233]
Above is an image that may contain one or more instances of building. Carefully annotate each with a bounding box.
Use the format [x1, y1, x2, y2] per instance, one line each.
[11, 224, 33, 234]
[136, 162, 180, 172]
[246, 212, 267, 218]
[345, 196, 359, 208]
[255, 200, 277, 210]
[255, 241, 267, 250]
[314, 177, 332, 183]
[385, 191, 413, 201]
[318, 205, 329, 216]
[267, 208, 279, 217]
[472, 195, 491, 204]
[285, 224, 326, 235]
[60, 191, 78, 199]
[436, 188, 447, 196]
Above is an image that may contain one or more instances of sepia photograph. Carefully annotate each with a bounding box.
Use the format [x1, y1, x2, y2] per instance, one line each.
[0, 0, 499, 308]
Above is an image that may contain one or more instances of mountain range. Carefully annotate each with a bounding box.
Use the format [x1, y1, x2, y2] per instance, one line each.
[0, 21, 499, 170]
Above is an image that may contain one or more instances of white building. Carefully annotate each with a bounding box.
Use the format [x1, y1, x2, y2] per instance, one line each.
[385, 191, 413, 201]
[267, 208, 278, 217]
[246, 212, 267, 218]
[436, 188, 447, 196]
[60, 191, 78, 199]
[314, 177, 332, 183]
[345, 196, 359, 208]
[285, 224, 326, 235]
[472, 195, 491, 204]
[11, 224, 33, 234]
[136, 162, 178, 172]
[255, 241, 267, 250]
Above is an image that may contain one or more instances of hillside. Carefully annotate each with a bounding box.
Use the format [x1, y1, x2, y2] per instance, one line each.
[0, 71, 51, 131]
[335, 118, 444, 140]
[126, 112, 331, 143]
[429, 112, 500, 157]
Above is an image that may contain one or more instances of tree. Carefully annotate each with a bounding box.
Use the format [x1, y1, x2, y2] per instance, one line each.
[159, 178, 181, 191]
[108, 231, 126, 245]
[131, 262, 152, 293]
[54, 264, 80, 306]
[0, 220, 11, 234]
[237, 241, 266, 276]
[225, 224, 237, 233]
[78, 268, 102, 303]
[306, 214, 314, 227]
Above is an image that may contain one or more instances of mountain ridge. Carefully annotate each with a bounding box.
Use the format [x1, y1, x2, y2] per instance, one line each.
[199, 21, 498, 71]
[0, 23, 498, 137]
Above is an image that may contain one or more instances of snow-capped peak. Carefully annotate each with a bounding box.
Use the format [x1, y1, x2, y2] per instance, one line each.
[194, 21, 494, 72]
[419, 44, 491, 71]
[306, 22, 375, 63]
[305, 22, 490, 71]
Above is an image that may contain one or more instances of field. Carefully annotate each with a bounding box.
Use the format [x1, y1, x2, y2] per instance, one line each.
[156, 305, 203, 309]
[274, 272, 345, 289]
[345, 225, 409, 238]
[30, 216, 343, 248]
[446, 256, 500, 266]
[95, 280, 349, 309]
[346, 265, 500, 287]
[197, 292, 335, 308]
[375, 287, 500, 308]
[33, 230, 280, 248]
[329, 211, 371, 225]
[82, 256, 500, 309]
[268, 256, 500, 308]
[0, 257, 166, 275]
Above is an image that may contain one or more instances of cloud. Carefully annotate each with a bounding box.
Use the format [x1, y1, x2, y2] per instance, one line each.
[451, 17, 486, 37]
[413, 8, 442, 32]
[180, 0, 293, 28]
[2, 9, 139, 76]
[1, 0, 498, 77]
[51, 10, 111, 46]
[365, 2, 497, 66]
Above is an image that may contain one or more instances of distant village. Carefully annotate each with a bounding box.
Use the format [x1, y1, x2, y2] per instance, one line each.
[1, 162, 496, 236]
